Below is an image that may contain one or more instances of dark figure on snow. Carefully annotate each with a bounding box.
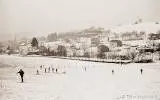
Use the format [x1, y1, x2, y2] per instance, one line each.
[55, 68, 58, 73]
[48, 67, 50, 73]
[17, 69, 24, 83]
[84, 67, 86, 72]
[52, 68, 54, 73]
[45, 68, 47, 73]
[140, 68, 143, 75]
[112, 69, 114, 75]
[120, 61, 123, 66]
[40, 65, 42, 70]
[36, 69, 39, 75]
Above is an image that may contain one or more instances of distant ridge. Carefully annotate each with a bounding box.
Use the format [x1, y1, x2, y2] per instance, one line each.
[111, 22, 160, 33]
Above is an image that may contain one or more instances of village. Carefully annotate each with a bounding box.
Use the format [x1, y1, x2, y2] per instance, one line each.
[0, 22, 160, 63]
[1, 22, 160, 100]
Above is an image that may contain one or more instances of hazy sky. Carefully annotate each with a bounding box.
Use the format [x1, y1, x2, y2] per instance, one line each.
[0, 0, 160, 37]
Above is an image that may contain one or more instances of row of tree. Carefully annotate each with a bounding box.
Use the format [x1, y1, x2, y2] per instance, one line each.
[39, 45, 67, 56]
[38, 33, 58, 42]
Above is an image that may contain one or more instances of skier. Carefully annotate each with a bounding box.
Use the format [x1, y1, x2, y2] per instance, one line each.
[45, 68, 47, 73]
[36, 69, 39, 75]
[48, 67, 50, 73]
[55, 68, 58, 73]
[40, 65, 42, 70]
[52, 68, 54, 73]
[112, 69, 114, 75]
[140, 68, 143, 75]
[17, 69, 24, 83]
[84, 67, 86, 72]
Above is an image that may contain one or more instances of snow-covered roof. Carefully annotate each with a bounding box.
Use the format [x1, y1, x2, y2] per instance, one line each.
[19, 43, 26, 46]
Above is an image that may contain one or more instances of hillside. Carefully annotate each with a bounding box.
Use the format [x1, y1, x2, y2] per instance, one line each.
[111, 22, 160, 34]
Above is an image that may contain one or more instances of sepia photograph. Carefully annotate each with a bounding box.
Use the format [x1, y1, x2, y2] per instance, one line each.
[0, 0, 160, 100]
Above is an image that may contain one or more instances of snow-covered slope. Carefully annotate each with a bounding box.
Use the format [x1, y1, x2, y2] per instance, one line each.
[111, 22, 160, 33]
[0, 55, 160, 100]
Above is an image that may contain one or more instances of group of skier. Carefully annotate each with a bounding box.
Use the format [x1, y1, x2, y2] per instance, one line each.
[17, 65, 60, 83]
[17, 66, 144, 83]
[38, 65, 59, 74]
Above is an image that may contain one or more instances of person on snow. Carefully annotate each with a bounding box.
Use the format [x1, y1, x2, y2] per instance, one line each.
[40, 65, 42, 70]
[36, 69, 40, 75]
[17, 69, 24, 83]
[45, 68, 47, 73]
[52, 67, 54, 73]
[55, 68, 58, 73]
[84, 67, 87, 72]
[140, 68, 143, 75]
[48, 67, 50, 73]
[112, 69, 114, 75]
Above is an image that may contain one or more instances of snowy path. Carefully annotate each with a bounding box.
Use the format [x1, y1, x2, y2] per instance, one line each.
[0, 55, 160, 100]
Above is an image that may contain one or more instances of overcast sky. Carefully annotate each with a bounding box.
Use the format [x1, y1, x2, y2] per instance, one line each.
[0, 0, 160, 37]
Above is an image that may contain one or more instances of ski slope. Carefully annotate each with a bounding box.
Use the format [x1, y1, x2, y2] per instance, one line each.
[0, 55, 160, 100]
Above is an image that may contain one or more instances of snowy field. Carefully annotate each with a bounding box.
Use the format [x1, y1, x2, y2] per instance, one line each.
[0, 55, 160, 100]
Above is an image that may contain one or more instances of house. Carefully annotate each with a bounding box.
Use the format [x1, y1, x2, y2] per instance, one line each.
[66, 48, 74, 57]
[85, 47, 98, 58]
[109, 40, 122, 49]
[91, 37, 100, 47]
[19, 43, 32, 55]
[76, 50, 84, 57]
[79, 37, 91, 50]
[99, 34, 110, 45]
[108, 33, 120, 41]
